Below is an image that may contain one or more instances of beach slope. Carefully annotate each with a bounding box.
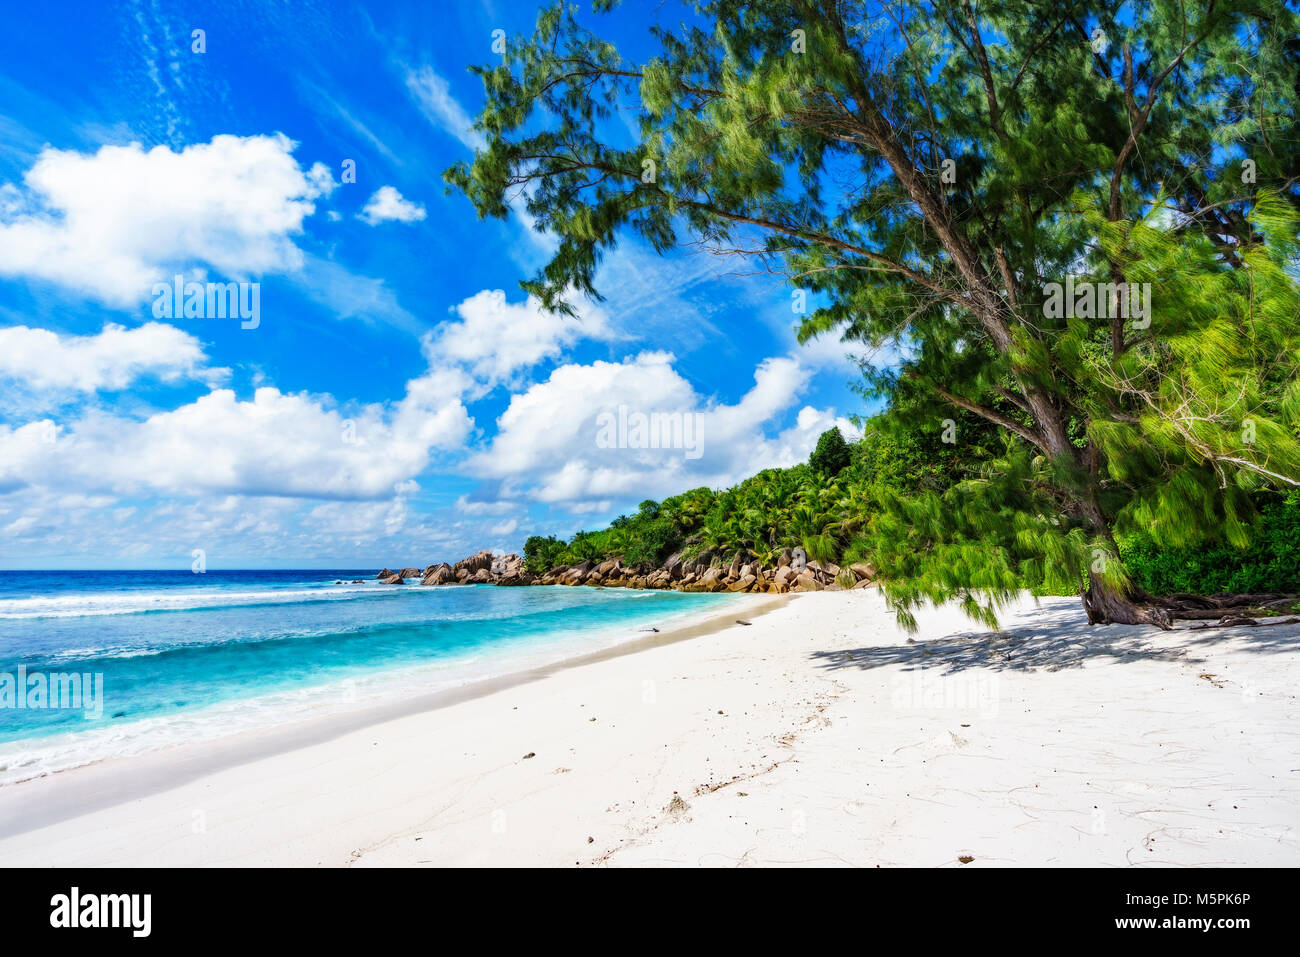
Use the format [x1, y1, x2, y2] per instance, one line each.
[0, 593, 1296, 866]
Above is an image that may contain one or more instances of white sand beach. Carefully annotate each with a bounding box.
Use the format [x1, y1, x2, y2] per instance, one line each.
[0, 591, 1297, 867]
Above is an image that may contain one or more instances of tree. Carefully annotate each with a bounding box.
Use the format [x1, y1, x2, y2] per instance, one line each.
[810, 427, 852, 476]
[523, 534, 566, 572]
[448, 0, 1300, 629]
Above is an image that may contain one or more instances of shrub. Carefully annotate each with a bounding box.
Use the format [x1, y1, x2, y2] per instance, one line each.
[621, 518, 682, 567]
[1118, 494, 1300, 595]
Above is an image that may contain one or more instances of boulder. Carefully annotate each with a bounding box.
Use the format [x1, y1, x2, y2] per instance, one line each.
[453, 550, 495, 578]
[794, 570, 824, 591]
[562, 561, 593, 585]
[700, 566, 726, 587]
[849, 562, 877, 581]
[727, 573, 757, 593]
[472, 568, 491, 583]
[398, 567, 421, 579]
[420, 563, 454, 585]
[379, 573, 403, 585]
[376, 568, 394, 579]
[490, 553, 524, 577]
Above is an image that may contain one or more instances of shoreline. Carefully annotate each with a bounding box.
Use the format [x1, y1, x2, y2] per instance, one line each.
[387, 547, 872, 594]
[0, 591, 787, 836]
[1, 590, 1297, 867]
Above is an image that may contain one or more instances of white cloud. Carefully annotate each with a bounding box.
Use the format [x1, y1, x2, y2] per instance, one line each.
[297, 255, 425, 336]
[0, 373, 473, 500]
[0, 322, 218, 393]
[359, 185, 426, 225]
[0, 482, 528, 568]
[405, 66, 483, 151]
[470, 350, 839, 508]
[0, 134, 333, 305]
[489, 518, 519, 537]
[453, 494, 520, 516]
[425, 289, 613, 388]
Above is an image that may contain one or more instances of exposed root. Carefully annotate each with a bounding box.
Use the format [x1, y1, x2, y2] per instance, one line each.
[1082, 582, 1173, 629]
[1188, 616, 1300, 631]
[1083, 581, 1299, 629]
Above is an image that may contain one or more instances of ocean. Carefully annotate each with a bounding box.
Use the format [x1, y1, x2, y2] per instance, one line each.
[0, 570, 736, 786]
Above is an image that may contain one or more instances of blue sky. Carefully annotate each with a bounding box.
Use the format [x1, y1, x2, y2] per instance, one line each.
[0, 0, 874, 569]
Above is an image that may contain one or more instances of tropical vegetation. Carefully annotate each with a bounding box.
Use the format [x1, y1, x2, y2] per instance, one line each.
[459, 0, 1300, 629]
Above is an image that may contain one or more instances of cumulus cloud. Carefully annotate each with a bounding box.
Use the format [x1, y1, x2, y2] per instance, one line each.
[0, 134, 333, 304]
[0, 322, 218, 393]
[0, 375, 473, 500]
[470, 351, 843, 509]
[425, 289, 613, 388]
[359, 185, 426, 225]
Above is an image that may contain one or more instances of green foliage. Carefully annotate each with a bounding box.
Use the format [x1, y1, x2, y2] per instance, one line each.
[523, 534, 567, 573]
[527, 427, 1296, 604]
[621, 517, 681, 566]
[1119, 495, 1300, 595]
[809, 427, 851, 476]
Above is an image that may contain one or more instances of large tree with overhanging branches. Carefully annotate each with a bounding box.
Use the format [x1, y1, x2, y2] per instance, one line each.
[447, 0, 1300, 628]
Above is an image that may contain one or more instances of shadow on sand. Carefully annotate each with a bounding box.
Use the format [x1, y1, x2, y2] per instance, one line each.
[811, 599, 1300, 676]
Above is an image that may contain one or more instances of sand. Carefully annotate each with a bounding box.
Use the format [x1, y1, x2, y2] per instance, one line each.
[0, 591, 1297, 867]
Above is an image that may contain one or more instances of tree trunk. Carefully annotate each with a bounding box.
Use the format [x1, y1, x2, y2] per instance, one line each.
[1082, 575, 1173, 629]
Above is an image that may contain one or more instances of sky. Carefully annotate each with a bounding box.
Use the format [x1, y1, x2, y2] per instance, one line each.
[0, 0, 876, 570]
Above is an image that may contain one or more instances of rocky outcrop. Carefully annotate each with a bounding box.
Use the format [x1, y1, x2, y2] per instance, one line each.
[420, 563, 454, 585]
[453, 550, 495, 580]
[378, 545, 877, 595]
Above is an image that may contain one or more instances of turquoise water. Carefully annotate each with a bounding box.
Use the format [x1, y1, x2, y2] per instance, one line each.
[0, 570, 737, 783]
